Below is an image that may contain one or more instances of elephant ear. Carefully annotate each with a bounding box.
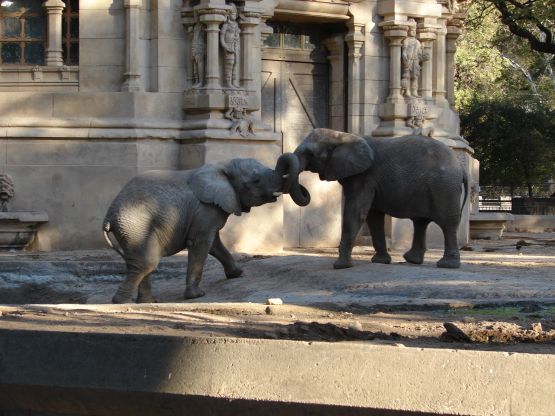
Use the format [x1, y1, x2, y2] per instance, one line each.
[188, 163, 242, 216]
[324, 133, 374, 181]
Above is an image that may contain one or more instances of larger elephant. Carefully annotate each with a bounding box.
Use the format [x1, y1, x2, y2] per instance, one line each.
[103, 154, 309, 303]
[292, 128, 468, 269]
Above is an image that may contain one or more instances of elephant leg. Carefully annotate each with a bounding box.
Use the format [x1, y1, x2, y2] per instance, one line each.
[209, 232, 243, 279]
[404, 219, 431, 264]
[437, 222, 461, 269]
[184, 233, 216, 300]
[367, 210, 391, 264]
[136, 274, 157, 303]
[335, 187, 374, 269]
[113, 257, 158, 304]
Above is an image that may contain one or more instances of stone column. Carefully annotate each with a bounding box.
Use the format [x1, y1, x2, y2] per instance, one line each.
[433, 19, 447, 105]
[182, 9, 196, 89]
[446, 19, 463, 106]
[323, 36, 345, 131]
[345, 21, 365, 135]
[417, 24, 436, 100]
[122, 0, 143, 92]
[199, 10, 227, 90]
[44, 0, 65, 66]
[380, 23, 408, 103]
[238, 11, 260, 92]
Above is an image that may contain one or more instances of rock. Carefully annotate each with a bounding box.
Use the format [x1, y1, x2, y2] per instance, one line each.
[462, 316, 476, 323]
[460, 246, 474, 251]
[441, 322, 472, 343]
[349, 320, 363, 331]
[266, 298, 283, 305]
[265, 306, 273, 315]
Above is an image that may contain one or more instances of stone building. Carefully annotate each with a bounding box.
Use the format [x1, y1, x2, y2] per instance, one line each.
[0, 0, 473, 252]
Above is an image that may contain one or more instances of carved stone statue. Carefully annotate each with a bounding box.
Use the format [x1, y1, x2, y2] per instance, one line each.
[220, 3, 240, 89]
[191, 20, 206, 88]
[401, 20, 429, 98]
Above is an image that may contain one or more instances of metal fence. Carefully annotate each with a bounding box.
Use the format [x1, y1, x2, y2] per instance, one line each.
[478, 184, 555, 214]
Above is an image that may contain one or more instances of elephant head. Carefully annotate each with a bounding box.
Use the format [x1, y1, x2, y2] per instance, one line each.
[293, 128, 375, 181]
[188, 156, 310, 216]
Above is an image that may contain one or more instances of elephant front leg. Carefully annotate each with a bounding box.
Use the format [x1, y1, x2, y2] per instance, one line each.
[210, 232, 243, 279]
[367, 210, 391, 264]
[403, 218, 431, 265]
[335, 189, 374, 269]
[184, 234, 216, 299]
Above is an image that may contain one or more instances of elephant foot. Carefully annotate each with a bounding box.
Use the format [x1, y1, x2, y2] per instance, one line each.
[371, 252, 392, 264]
[333, 258, 353, 269]
[112, 290, 133, 304]
[403, 249, 425, 265]
[136, 294, 158, 304]
[184, 286, 206, 300]
[225, 267, 243, 279]
[436, 255, 461, 269]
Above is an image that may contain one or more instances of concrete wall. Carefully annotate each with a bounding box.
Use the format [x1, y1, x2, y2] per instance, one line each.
[507, 215, 555, 233]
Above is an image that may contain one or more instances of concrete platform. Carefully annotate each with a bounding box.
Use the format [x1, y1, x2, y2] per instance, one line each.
[0, 232, 554, 415]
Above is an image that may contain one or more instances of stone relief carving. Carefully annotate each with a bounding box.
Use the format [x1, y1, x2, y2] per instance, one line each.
[406, 99, 433, 136]
[225, 107, 256, 137]
[401, 20, 429, 98]
[191, 19, 206, 88]
[220, 3, 240, 89]
[0, 174, 15, 212]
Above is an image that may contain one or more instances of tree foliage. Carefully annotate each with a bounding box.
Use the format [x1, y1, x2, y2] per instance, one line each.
[477, 0, 555, 55]
[456, 2, 555, 193]
[460, 101, 555, 195]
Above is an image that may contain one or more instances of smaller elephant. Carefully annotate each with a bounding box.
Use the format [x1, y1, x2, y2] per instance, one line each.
[292, 128, 468, 269]
[103, 155, 309, 303]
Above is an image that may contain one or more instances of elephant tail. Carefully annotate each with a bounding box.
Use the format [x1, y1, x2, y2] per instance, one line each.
[103, 221, 125, 259]
[461, 169, 469, 216]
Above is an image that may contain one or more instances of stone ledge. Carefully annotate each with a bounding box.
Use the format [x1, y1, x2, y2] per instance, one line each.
[0, 328, 553, 415]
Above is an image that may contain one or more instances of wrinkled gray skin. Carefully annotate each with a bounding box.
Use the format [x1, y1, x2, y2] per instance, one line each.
[293, 128, 468, 269]
[103, 155, 309, 303]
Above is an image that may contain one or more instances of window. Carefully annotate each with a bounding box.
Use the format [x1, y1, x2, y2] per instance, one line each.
[263, 22, 321, 51]
[0, 0, 79, 67]
[0, 0, 46, 65]
[62, 0, 78, 65]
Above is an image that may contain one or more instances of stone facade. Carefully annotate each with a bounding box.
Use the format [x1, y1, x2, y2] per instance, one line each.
[0, 0, 473, 252]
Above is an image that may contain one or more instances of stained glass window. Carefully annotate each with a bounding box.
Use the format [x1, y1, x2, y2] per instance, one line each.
[0, 0, 46, 65]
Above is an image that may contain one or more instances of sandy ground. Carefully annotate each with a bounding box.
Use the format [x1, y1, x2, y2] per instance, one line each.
[0, 232, 554, 353]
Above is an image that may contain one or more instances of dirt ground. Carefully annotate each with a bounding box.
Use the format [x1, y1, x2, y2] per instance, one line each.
[0, 232, 554, 353]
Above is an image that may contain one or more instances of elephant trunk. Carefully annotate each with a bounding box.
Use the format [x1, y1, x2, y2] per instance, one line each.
[275, 153, 311, 207]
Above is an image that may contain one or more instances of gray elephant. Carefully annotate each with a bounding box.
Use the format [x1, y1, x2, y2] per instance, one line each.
[103, 155, 309, 303]
[291, 128, 468, 269]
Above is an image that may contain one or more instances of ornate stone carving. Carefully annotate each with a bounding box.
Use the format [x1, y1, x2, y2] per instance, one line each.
[406, 99, 433, 136]
[225, 107, 256, 137]
[191, 19, 206, 88]
[401, 20, 429, 98]
[0, 174, 15, 212]
[220, 3, 240, 89]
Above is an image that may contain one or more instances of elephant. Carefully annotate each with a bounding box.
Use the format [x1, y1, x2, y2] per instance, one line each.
[103, 154, 309, 303]
[291, 128, 468, 269]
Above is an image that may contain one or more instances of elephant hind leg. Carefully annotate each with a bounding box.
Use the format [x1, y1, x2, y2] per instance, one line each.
[113, 244, 161, 304]
[437, 221, 461, 269]
[404, 218, 431, 264]
[136, 275, 157, 303]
